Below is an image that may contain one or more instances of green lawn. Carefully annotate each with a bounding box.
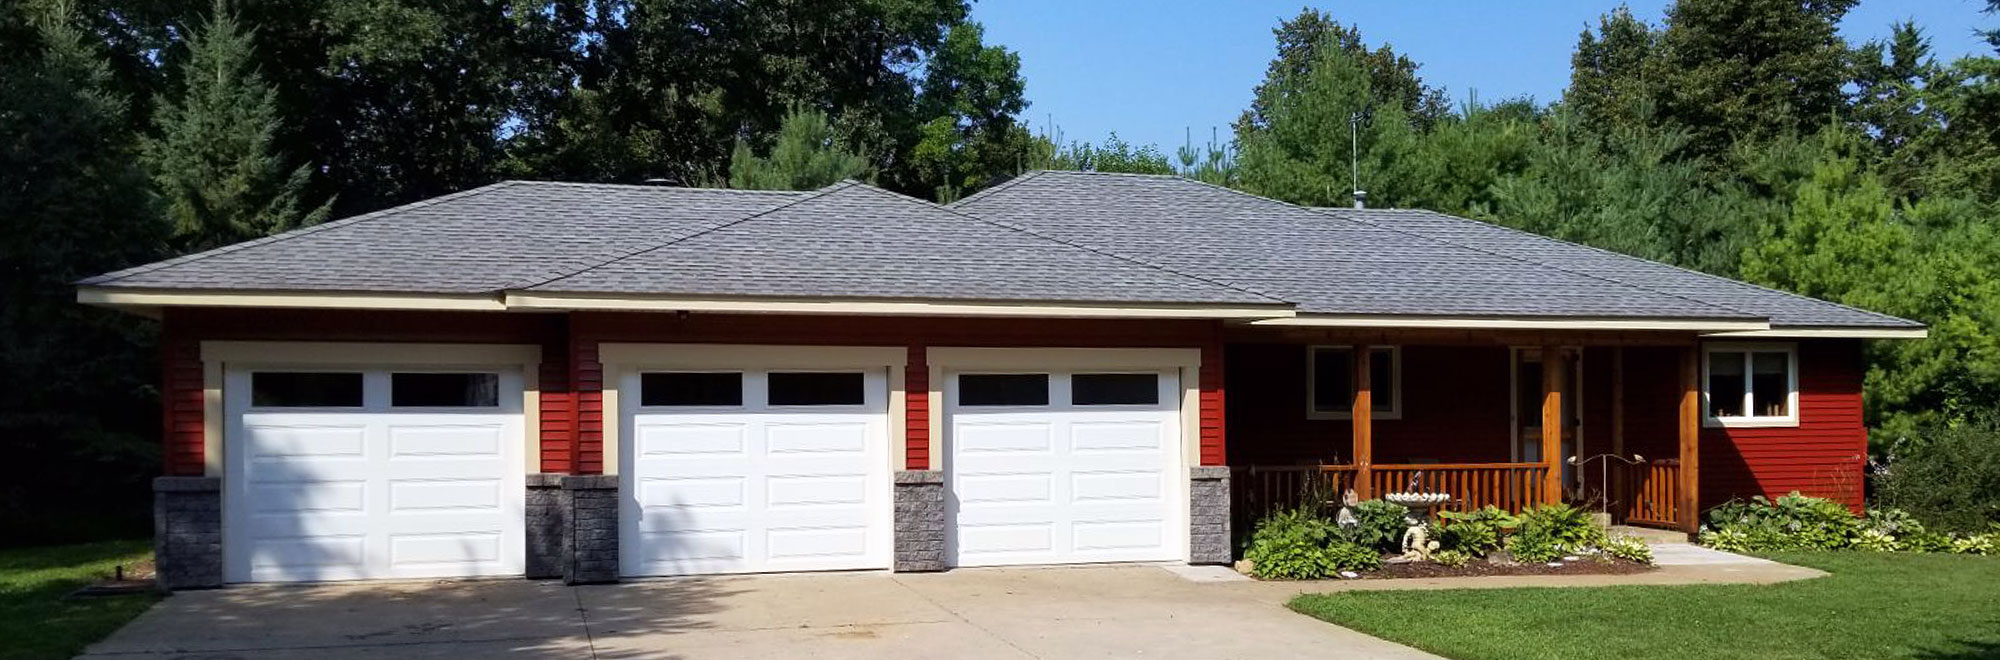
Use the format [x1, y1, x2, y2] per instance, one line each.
[0, 541, 160, 660]
[1290, 552, 2000, 660]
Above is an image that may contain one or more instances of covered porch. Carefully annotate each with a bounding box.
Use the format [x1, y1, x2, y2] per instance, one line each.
[1225, 326, 1704, 537]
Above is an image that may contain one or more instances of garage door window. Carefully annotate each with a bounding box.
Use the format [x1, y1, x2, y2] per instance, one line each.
[1071, 373, 1158, 405]
[391, 372, 499, 407]
[959, 374, 1049, 406]
[768, 372, 866, 406]
[642, 372, 742, 407]
[250, 372, 363, 408]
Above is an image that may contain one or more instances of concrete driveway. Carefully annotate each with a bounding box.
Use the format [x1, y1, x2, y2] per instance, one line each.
[80, 564, 1437, 659]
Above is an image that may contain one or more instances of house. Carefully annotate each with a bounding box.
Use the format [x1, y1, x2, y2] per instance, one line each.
[78, 171, 1924, 589]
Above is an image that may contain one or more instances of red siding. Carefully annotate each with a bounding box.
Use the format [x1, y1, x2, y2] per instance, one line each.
[1226, 344, 1514, 464]
[1699, 340, 1868, 511]
[1199, 334, 1227, 466]
[161, 327, 205, 476]
[906, 345, 930, 470]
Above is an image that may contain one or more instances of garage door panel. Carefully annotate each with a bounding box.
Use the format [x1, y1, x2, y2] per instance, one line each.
[636, 477, 748, 511]
[765, 474, 867, 507]
[634, 530, 747, 562]
[1072, 521, 1164, 552]
[635, 423, 748, 455]
[765, 526, 871, 560]
[1070, 471, 1165, 501]
[225, 364, 524, 583]
[954, 524, 1054, 555]
[955, 422, 1054, 453]
[765, 421, 871, 453]
[1068, 421, 1165, 451]
[955, 472, 1055, 504]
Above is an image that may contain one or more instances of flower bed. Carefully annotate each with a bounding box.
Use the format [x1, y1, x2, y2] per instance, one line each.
[1701, 492, 1999, 554]
[1237, 499, 1657, 580]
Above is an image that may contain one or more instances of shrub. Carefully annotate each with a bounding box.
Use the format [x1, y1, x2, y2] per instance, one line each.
[1874, 418, 2000, 535]
[1703, 493, 1861, 551]
[1338, 499, 1412, 553]
[1602, 534, 1654, 564]
[1431, 548, 1472, 567]
[1325, 540, 1385, 572]
[1854, 529, 1900, 552]
[1950, 533, 1996, 555]
[1244, 506, 1342, 580]
[1516, 502, 1605, 554]
[1506, 523, 1564, 563]
[1436, 506, 1516, 557]
[1699, 527, 1754, 554]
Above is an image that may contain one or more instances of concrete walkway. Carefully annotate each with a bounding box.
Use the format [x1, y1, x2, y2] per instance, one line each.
[79, 564, 1442, 660]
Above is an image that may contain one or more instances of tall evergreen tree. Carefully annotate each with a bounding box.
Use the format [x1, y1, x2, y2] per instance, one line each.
[147, 0, 328, 252]
[726, 106, 871, 191]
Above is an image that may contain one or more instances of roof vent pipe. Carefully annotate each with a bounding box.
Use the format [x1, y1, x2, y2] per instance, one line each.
[1352, 190, 1367, 209]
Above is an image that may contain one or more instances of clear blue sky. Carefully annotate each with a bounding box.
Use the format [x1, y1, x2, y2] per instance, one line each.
[971, 0, 1996, 153]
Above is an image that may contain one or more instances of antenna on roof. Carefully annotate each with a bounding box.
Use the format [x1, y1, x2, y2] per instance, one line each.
[1349, 111, 1366, 209]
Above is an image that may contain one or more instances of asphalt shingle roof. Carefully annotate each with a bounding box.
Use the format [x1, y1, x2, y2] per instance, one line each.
[950, 171, 1782, 323]
[81, 170, 1923, 330]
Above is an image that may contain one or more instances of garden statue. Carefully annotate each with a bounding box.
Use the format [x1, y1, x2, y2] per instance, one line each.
[1383, 472, 1451, 562]
[1335, 488, 1360, 527]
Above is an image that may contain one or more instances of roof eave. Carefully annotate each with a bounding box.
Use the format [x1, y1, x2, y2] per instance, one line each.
[1700, 326, 1928, 340]
[1251, 313, 1770, 333]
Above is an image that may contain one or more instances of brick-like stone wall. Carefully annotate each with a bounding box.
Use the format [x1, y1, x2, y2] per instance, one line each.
[562, 474, 619, 584]
[1189, 466, 1231, 564]
[525, 474, 564, 579]
[893, 470, 945, 572]
[154, 476, 222, 590]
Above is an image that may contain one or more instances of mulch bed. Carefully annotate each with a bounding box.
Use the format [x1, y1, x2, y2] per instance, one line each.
[1358, 556, 1654, 579]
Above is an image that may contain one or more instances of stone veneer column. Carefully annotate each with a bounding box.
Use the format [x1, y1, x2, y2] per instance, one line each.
[561, 474, 620, 584]
[525, 474, 565, 579]
[893, 470, 946, 571]
[1189, 466, 1232, 565]
[154, 476, 223, 590]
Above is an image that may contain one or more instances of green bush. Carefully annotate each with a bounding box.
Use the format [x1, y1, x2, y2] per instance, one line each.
[1602, 534, 1654, 564]
[1704, 493, 1861, 551]
[1506, 522, 1565, 563]
[1243, 506, 1343, 579]
[1436, 506, 1516, 557]
[1874, 418, 2000, 535]
[1431, 548, 1472, 567]
[1339, 500, 1411, 553]
[1516, 502, 1605, 554]
[1325, 540, 1385, 572]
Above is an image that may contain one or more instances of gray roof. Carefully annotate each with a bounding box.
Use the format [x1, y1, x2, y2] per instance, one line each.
[83, 170, 1921, 330]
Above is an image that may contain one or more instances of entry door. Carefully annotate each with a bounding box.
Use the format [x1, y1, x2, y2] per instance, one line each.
[1513, 348, 1582, 486]
[224, 367, 526, 583]
[621, 369, 891, 577]
[946, 370, 1182, 567]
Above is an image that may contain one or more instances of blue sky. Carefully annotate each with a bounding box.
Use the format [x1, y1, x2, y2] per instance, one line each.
[971, 1, 1997, 153]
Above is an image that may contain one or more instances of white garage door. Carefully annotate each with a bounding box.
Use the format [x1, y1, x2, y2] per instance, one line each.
[946, 370, 1183, 567]
[621, 368, 891, 576]
[224, 367, 525, 583]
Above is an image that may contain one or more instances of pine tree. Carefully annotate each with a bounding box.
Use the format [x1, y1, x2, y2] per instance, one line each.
[727, 106, 871, 191]
[147, 0, 327, 252]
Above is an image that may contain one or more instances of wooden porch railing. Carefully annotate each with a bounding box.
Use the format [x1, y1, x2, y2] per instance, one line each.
[1232, 462, 1555, 529]
[1622, 459, 1681, 528]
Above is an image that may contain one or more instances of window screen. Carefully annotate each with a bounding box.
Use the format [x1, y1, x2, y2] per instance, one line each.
[1706, 352, 1748, 418]
[1072, 373, 1158, 405]
[958, 374, 1049, 406]
[392, 373, 499, 407]
[251, 372, 363, 407]
[768, 372, 865, 406]
[1751, 352, 1791, 417]
[641, 372, 742, 406]
[1311, 347, 1395, 414]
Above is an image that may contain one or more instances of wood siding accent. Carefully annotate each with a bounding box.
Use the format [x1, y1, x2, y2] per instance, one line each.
[1199, 334, 1227, 466]
[161, 327, 205, 476]
[906, 344, 930, 470]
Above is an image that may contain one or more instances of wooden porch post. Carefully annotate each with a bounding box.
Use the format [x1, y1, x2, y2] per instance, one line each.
[1540, 346, 1564, 505]
[1351, 345, 1373, 499]
[1679, 345, 1703, 536]
[1611, 348, 1626, 516]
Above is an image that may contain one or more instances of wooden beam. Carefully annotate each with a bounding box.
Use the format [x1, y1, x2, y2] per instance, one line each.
[1612, 348, 1626, 517]
[1679, 345, 1703, 536]
[1540, 346, 1565, 506]
[1352, 345, 1373, 499]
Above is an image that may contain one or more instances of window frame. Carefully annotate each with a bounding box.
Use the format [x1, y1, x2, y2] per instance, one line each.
[764, 370, 870, 408]
[1305, 345, 1402, 421]
[1702, 342, 1800, 428]
[388, 370, 504, 410]
[246, 369, 368, 411]
[636, 370, 747, 409]
[955, 372, 1053, 408]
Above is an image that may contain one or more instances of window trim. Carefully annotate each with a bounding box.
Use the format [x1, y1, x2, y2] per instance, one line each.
[1702, 342, 1800, 428]
[1306, 345, 1402, 421]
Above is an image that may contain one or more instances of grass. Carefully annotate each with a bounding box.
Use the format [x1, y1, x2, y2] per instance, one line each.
[1290, 552, 2000, 660]
[0, 540, 160, 660]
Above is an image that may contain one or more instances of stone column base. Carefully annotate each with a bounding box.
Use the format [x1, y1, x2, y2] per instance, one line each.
[154, 476, 223, 591]
[893, 470, 946, 572]
[562, 475, 620, 584]
[525, 474, 564, 579]
[1189, 466, 1232, 564]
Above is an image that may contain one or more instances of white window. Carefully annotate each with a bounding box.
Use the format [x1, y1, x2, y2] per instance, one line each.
[1307, 346, 1400, 420]
[1703, 343, 1798, 427]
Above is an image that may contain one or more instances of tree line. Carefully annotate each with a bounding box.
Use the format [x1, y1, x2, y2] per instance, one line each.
[4, 0, 1997, 542]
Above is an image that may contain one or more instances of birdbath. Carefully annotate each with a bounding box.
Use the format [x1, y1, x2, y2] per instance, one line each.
[1383, 491, 1452, 562]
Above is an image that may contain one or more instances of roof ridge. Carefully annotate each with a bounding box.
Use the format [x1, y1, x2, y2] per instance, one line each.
[502, 180, 803, 195]
[516, 181, 861, 291]
[947, 170, 1048, 208]
[877, 182, 1291, 304]
[1152, 176, 1759, 320]
[79, 181, 523, 286]
[1342, 208, 1919, 327]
